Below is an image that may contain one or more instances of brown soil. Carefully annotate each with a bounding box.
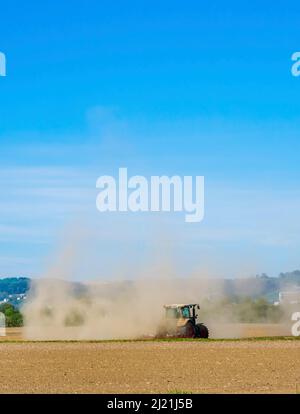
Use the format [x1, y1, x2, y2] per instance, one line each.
[0, 339, 299, 393]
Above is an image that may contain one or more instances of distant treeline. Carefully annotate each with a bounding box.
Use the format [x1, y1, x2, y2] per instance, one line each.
[1, 272, 300, 302]
[222, 271, 300, 303]
[201, 297, 284, 324]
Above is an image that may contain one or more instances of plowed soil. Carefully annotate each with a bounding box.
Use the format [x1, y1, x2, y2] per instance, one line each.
[0, 339, 299, 393]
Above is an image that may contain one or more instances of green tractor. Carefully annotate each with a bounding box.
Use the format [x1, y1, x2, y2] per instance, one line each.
[157, 303, 209, 338]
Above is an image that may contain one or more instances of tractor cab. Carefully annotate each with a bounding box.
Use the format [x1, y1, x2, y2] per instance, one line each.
[164, 304, 199, 322]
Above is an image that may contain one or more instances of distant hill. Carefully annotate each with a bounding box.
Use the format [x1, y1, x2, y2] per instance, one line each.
[223, 271, 300, 302]
[0, 270, 300, 305]
[0, 277, 30, 298]
[0, 277, 30, 307]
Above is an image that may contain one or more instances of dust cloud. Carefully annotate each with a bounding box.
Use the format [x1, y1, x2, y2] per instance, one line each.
[21, 223, 275, 340]
[23, 275, 228, 340]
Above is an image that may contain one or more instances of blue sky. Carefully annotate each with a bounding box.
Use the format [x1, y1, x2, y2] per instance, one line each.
[0, 1, 300, 278]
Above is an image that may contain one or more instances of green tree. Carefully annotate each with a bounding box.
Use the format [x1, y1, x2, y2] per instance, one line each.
[0, 303, 23, 327]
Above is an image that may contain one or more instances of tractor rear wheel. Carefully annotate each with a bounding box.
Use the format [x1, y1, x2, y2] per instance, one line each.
[184, 321, 195, 338]
[196, 323, 209, 338]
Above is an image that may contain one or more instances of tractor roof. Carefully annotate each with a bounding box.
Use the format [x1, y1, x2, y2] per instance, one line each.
[164, 304, 199, 309]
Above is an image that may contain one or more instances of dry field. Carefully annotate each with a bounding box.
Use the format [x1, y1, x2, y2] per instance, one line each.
[0, 323, 292, 342]
[0, 329, 299, 393]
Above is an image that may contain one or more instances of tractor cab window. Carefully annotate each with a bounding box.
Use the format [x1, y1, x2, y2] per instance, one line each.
[181, 307, 190, 318]
[166, 308, 179, 319]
